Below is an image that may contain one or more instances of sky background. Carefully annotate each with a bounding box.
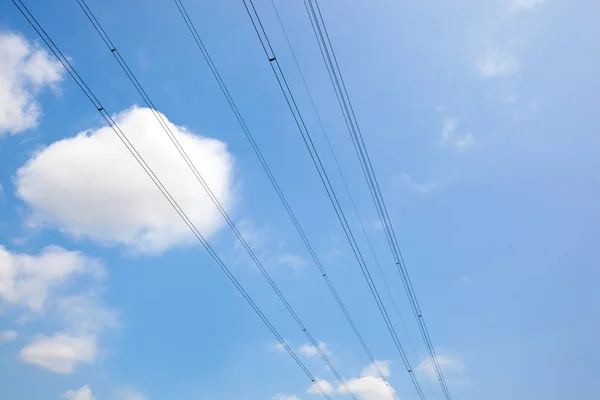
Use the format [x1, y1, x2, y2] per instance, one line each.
[1, 0, 599, 400]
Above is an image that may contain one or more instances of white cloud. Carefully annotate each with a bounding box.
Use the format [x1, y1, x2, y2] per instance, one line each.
[439, 118, 475, 149]
[416, 353, 467, 385]
[476, 46, 519, 79]
[274, 394, 301, 400]
[20, 333, 96, 374]
[15, 106, 235, 254]
[278, 253, 305, 269]
[341, 376, 395, 400]
[0, 32, 63, 136]
[298, 342, 331, 358]
[1, 246, 115, 374]
[0, 245, 103, 312]
[115, 386, 147, 400]
[0, 329, 18, 342]
[63, 385, 95, 400]
[303, 361, 397, 400]
[361, 360, 391, 378]
[306, 378, 334, 395]
[398, 173, 441, 194]
[510, 0, 546, 12]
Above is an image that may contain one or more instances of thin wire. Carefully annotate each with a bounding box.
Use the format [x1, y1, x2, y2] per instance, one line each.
[11, 1, 333, 398]
[267, 1, 440, 396]
[240, 1, 427, 399]
[301, 1, 453, 398]
[169, 0, 399, 396]
[70, 0, 359, 398]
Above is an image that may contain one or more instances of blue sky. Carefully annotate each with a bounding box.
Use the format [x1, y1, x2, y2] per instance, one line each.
[1, 0, 599, 399]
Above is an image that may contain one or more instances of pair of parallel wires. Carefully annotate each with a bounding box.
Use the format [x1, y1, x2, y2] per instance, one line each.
[298, 1, 453, 399]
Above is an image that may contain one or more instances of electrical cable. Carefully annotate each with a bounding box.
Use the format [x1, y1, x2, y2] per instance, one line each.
[266, 1, 438, 396]
[11, 1, 333, 398]
[301, 1, 453, 398]
[239, 0, 428, 398]
[70, 0, 362, 398]
[168, 0, 402, 396]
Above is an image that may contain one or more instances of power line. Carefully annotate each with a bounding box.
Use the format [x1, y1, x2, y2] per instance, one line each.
[301, 1, 453, 398]
[266, 1, 437, 397]
[11, 1, 332, 398]
[169, 0, 399, 396]
[69, 0, 361, 398]
[240, 1, 427, 399]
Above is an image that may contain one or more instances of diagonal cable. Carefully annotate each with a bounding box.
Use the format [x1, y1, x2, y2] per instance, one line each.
[12, 0, 333, 398]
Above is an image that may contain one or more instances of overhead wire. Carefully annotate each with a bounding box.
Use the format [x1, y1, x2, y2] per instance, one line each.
[69, 0, 362, 398]
[10, 1, 333, 398]
[266, 1, 437, 397]
[301, 1, 453, 398]
[239, 0, 427, 398]
[169, 0, 399, 396]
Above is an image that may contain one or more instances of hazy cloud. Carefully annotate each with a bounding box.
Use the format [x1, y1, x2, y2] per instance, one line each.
[0, 330, 18, 342]
[476, 46, 519, 79]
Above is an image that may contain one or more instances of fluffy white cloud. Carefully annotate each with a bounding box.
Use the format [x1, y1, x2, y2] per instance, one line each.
[341, 376, 395, 400]
[15, 106, 235, 254]
[306, 378, 333, 395]
[0, 245, 103, 312]
[476, 46, 519, 79]
[416, 353, 467, 384]
[510, 0, 546, 12]
[361, 360, 391, 378]
[20, 334, 96, 374]
[63, 385, 95, 400]
[274, 394, 301, 400]
[115, 386, 147, 400]
[0, 329, 18, 342]
[0, 32, 63, 136]
[298, 342, 331, 358]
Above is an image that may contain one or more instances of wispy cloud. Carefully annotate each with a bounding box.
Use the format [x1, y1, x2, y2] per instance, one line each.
[298, 342, 332, 358]
[0, 246, 115, 374]
[274, 394, 301, 400]
[476, 46, 519, 79]
[510, 0, 547, 13]
[455, 133, 475, 149]
[397, 173, 442, 194]
[439, 117, 475, 149]
[20, 334, 97, 374]
[417, 351, 468, 386]
[441, 117, 458, 143]
[115, 386, 147, 400]
[361, 360, 391, 378]
[0, 32, 64, 136]
[63, 385, 95, 400]
[278, 253, 306, 269]
[306, 378, 334, 395]
[0, 330, 18, 342]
